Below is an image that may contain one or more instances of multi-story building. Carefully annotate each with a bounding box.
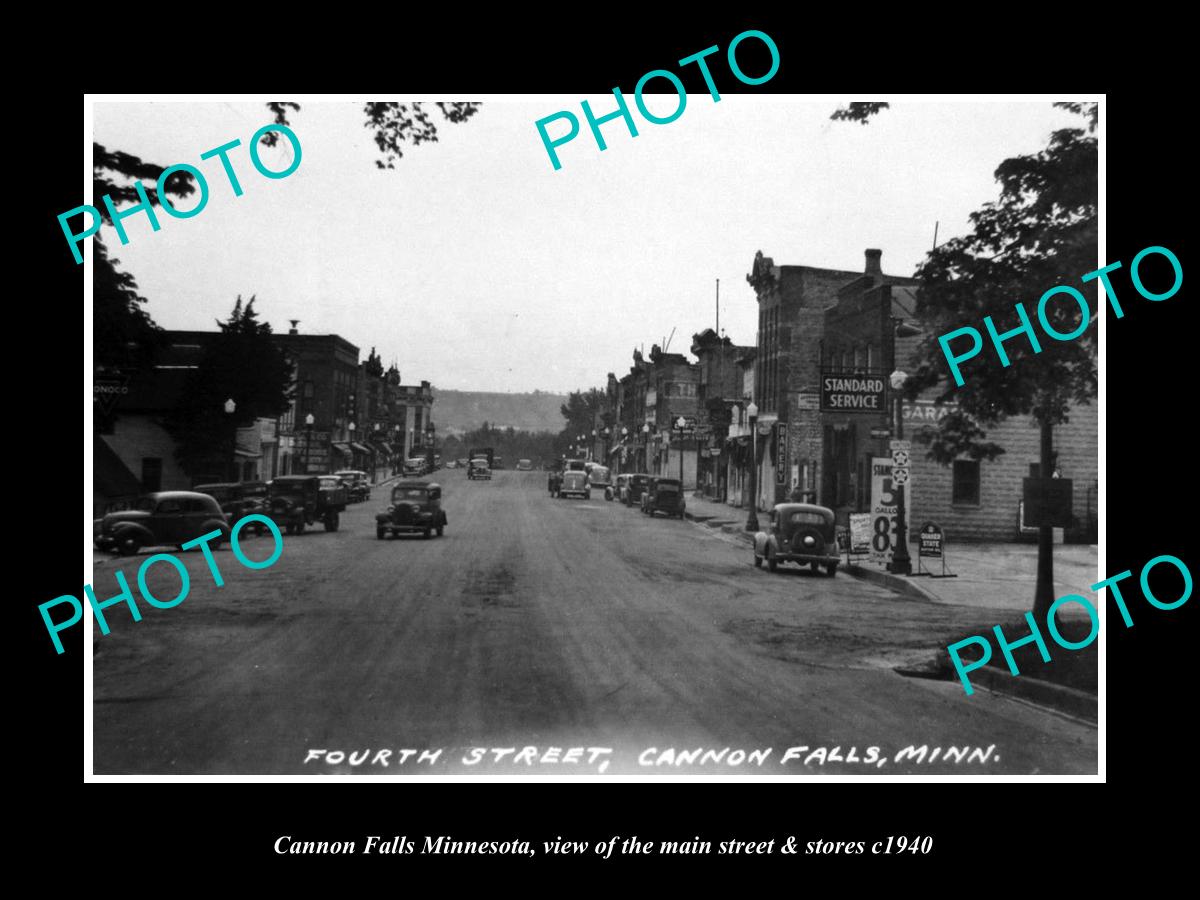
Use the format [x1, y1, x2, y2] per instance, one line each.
[691, 329, 753, 500]
[276, 327, 361, 476]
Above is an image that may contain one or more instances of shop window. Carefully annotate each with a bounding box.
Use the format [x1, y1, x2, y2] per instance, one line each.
[953, 459, 981, 505]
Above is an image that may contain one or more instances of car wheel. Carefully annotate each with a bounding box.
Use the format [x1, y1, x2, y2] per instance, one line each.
[767, 548, 778, 572]
[826, 563, 838, 577]
[585, 492, 591, 500]
[436, 525, 444, 537]
[376, 526, 385, 540]
[119, 535, 141, 556]
[810, 561, 821, 573]
[423, 528, 431, 539]
[295, 521, 305, 535]
[324, 512, 340, 532]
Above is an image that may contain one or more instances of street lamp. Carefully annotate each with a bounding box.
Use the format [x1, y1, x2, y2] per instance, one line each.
[675, 416, 687, 483]
[224, 398, 237, 481]
[304, 412, 315, 474]
[745, 401, 759, 532]
[887, 317, 922, 576]
[641, 423, 650, 472]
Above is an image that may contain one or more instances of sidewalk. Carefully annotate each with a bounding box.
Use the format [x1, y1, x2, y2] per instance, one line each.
[684, 492, 1099, 613]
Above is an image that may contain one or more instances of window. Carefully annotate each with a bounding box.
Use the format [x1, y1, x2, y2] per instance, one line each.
[142, 457, 162, 492]
[953, 460, 981, 505]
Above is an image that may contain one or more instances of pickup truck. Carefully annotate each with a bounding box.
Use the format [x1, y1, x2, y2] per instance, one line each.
[266, 475, 347, 534]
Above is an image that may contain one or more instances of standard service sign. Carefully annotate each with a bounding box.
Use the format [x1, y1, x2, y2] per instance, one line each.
[820, 372, 886, 412]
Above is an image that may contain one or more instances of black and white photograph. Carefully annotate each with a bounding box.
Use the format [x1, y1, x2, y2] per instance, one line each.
[76, 91, 1111, 779]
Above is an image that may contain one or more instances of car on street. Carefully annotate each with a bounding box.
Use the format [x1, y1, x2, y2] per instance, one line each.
[444, 460, 458, 469]
[468, 457, 492, 480]
[621, 473, 652, 507]
[516, 459, 533, 471]
[457, 458, 469, 468]
[334, 469, 371, 503]
[376, 480, 446, 539]
[558, 469, 590, 500]
[752, 502, 840, 576]
[267, 475, 346, 534]
[641, 477, 685, 518]
[95, 491, 230, 555]
[402, 457, 427, 477]
[192, 482, 250, 522]
[587, 464, 614, 501]
[493, 456, 505, 470]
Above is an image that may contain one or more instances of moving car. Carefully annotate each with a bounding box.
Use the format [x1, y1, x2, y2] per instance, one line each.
[493, 456, 505, 470]
[334, 469, 371, 502]
[267, 475, 346, 534]
[752, 503, 840, 576]
[95, 491, 229, 556]
[558, 469, 590, 499]
[621, 473, 652, 507]
[641, 477, 685, 518]
[376, 480, 446, 539]
[468, 457, 492, 480]
[516, 459, 533, 471]
[587, 464, 614, 501]
[402, 458, 427, 477]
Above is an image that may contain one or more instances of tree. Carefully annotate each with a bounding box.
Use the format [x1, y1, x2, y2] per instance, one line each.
[559, 388, 606, 446]
[903, 103, 1099, 618]
[164, 296, 294, 479]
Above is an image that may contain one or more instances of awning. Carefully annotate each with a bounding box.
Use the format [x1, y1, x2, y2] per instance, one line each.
[95, 437, 144, 500]
[351, 442, 372, 454]
[332, 442, 352, 457]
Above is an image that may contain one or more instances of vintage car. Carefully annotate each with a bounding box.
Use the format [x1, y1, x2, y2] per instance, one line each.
[621, 473, 652, 507]
[516, 459, 533, 471]
[492, 456, 505, 470]
[641, 477, 685, 518]
[334, 469, 371, 502]
[376, 480, 446, 539]
[267, 475, 346, 534]
[193, 482, 249, 522]
[587, 464, 614, 501]
[402, 457, 427, 477]
[468, 457, 492, 480]
[753, 503, 840, 576]
[558, 469, 590, 500]
[95, 491, 230, 556]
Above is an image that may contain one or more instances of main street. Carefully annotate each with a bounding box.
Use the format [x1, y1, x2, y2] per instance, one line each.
[92, 471, 1097, 775]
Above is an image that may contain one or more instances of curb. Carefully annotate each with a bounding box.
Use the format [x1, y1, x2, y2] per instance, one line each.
[684, 509, 754, 545]
[844, 564, 939, 603]
[966, 666, 1098, 723]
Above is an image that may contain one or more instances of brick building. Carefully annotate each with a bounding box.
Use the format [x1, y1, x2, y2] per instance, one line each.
[691, 329, 753, 500]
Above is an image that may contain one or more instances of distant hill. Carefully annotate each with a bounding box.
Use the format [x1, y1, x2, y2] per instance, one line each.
[431, 389, 568, 436]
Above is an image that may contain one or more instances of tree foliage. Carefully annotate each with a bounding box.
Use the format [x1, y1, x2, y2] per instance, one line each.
[164, 296, 294, 478]
[904, 103, 1099, 463]
[830, 102, 890, 124]
[559, 388, 607, 440]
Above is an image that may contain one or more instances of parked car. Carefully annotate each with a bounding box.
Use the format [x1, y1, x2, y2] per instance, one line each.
[457, 458, 469, 468]
[376, 480, 446, 539]
[468, 457, 492, 480]
[334, 469, 371, 502]
[587, 464, 614, 501]
[516, 459, 533, 471]
[95, 491, 230, 556]
[621, 473, 652, 507]
[558, 469, 590, 499]
[193, 482, 249, 522]
[752, 503, 840, 576]
[444, 460, 458, 469]
[492, 456, 505, 470]
[641, 477, 685, 518]
[267, 475, 346, 534]
[403, 458, 427, 477]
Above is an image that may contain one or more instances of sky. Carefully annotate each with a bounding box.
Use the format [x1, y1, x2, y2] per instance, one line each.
[92, 98, 1084, 394]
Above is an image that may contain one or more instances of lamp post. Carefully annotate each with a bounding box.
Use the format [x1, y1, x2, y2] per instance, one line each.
[641, 423, 650, 472]
[675, 415, 687, 483]
[620, 426, 627, 472]
[224, 398, 237, 481]
[745, 401, 759, 531]
[304, 413, 315, 474]
[887, 316, 922, 576]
